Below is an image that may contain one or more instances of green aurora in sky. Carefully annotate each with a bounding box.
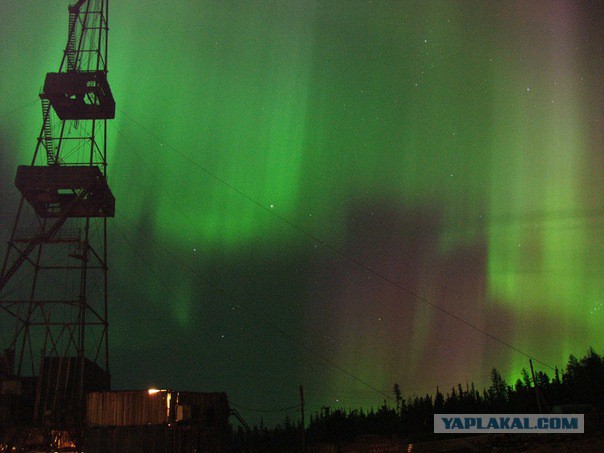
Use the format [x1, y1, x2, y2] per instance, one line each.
[1, 1, 602, 422]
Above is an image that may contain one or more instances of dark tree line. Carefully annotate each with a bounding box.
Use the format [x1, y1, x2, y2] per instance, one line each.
[232, 347, 604, 451]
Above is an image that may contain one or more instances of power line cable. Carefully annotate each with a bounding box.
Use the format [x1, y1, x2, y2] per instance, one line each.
[110, 121, 568, 411]
[118, 110, 556, 372]
[228, 401, 301, 414]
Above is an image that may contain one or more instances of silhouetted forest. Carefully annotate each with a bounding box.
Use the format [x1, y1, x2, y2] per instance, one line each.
[233, 347, 604, 451]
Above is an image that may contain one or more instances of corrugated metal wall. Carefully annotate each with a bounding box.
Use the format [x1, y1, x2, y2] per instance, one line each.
[36, 357, 110, 425]
[86, 390, 230, 427]
[85, 390, 232, 451]
[87, 391, 169, 426]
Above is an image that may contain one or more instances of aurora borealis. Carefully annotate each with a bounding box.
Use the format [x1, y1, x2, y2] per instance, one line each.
[0, 0, 602, 423]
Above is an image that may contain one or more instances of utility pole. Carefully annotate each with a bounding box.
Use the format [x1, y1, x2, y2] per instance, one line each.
[529, 359, 543, 414]
[299, 384, 305, 452]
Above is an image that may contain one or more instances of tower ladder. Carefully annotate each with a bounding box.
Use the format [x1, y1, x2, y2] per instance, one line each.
[41, 98, 56, 165]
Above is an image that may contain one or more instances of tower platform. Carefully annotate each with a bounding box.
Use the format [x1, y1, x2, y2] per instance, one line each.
[15, 165, 115, 218]
[41, 71, 115, 120]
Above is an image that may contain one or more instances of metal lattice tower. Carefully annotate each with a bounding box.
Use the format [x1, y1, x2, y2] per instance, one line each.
[0, 0, 115, 426]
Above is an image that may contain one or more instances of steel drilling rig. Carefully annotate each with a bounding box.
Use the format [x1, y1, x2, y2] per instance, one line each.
[0, 0, 115, 441]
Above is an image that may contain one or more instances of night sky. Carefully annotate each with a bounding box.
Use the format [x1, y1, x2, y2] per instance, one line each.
[1, 1, 603, 424]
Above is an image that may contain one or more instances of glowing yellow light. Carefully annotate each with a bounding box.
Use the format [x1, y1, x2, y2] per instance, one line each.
[148, 388, 161, 395]
[166, 392, 172, 420]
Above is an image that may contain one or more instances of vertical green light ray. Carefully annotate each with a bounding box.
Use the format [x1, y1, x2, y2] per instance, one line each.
[486, 2, 602, 377]
[112, 1, 316, 247]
